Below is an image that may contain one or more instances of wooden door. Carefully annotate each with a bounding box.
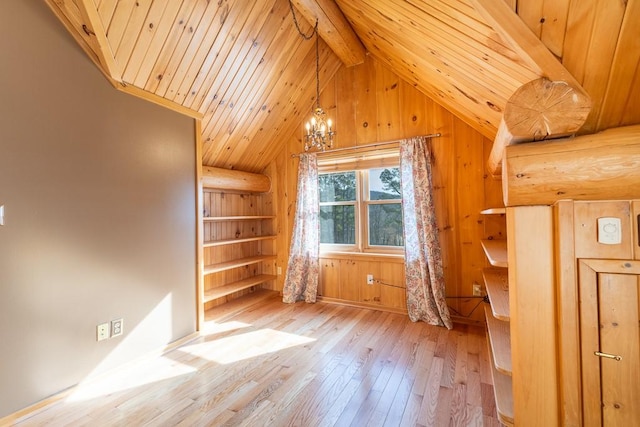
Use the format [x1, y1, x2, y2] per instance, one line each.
[578, 259, 640, 426]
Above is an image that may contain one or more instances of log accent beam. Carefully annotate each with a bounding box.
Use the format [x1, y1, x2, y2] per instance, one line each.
[202, 166, 271, 193]
[290, 0, 366, 67]
[503, 125, 640, 206]
[487, 78, 591, 176]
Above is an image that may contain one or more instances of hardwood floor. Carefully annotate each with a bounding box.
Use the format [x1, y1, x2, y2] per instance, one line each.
[13, 290, 501, 426]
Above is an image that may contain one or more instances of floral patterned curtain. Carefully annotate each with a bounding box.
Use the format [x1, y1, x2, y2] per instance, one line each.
[400, 136, 452, 329]
[282, 153, 320, 303]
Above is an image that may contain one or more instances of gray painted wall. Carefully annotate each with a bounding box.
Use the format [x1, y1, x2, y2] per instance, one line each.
[0, 1, 197, 417]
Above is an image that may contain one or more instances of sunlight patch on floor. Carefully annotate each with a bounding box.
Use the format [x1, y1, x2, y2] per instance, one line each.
[199, 320, 251, 336]
[180, 328, 316, 364]
[65, 355, 196, 403]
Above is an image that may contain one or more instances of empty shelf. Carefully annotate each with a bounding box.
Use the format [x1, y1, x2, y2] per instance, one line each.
[203, 274, 277, 302]
[483, 268, 510, 320]
[203, 235, 277, 247]
[487, 334, 514, 426]
[480, 208, 506, 215]
[481, 240, 508, 268]
[204, 255, 277, 275]
[485, 305, 512, 375]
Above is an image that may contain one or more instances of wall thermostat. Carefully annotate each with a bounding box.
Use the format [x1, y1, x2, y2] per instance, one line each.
[597, 217, 622, 245]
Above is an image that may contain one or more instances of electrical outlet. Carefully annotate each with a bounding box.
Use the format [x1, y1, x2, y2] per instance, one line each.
[0, 205, 4, 226]
[97, 322, 110, 341]
[111, 318, 123, 337]
[472, 283, 482, 296]
[367, 274, 374, 285]
[277, 266, 282, 276]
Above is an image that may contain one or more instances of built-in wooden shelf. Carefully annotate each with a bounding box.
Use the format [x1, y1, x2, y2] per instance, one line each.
[203, 274, 277, 302]
[203, 215, 276, 221]
[481, 207, 506, 215]
[487, 334, 514, 426]
[204, 235, 277, 247]
[483, 268, 510, 320]
[204, 255, 277, 275]
[481, 240, 508, 268]
[485, 305, 512, 375]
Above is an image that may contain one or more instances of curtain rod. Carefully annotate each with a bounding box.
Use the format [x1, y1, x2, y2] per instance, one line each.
[290, 133, 441, 158]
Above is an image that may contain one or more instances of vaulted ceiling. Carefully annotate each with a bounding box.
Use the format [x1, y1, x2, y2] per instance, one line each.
[45, 0, 640, 173]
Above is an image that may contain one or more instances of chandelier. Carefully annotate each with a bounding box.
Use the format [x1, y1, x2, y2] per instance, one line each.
[289, 1, 335, 151]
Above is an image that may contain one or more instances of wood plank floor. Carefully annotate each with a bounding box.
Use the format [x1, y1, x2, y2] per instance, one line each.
[13, 290, 501, 426]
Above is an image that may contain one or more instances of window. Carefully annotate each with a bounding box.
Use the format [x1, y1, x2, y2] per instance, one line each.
[318, 150, 403, 253]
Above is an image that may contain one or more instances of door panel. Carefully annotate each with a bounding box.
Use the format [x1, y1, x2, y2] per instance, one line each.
[599, 273, 640, 426]
[579, 259, 640, 426]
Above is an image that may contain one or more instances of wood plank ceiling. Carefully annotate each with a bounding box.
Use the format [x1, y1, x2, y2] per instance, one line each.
[45, 0, 640, 173]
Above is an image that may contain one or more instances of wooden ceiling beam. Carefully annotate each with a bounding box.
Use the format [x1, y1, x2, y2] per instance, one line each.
[290, 0, 366, 67]
[75, 0, 122, 82]
[469, 0, 586, 94]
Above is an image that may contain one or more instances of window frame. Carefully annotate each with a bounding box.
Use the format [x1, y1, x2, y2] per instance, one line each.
[318, 153, 404, 256]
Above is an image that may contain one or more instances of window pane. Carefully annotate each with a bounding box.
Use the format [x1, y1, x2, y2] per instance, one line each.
[369, 167, 401, 200]
[319, 172, 356, 202]
[368, 203, 404, 246]
[320, 205, 356, 244]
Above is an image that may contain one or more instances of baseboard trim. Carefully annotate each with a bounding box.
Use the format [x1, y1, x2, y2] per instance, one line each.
[316, 296, 408, 315]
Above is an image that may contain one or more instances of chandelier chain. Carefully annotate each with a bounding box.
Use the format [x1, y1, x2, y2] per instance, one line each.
[288, 0, 317, 40]
[287, 0, 334, 151]
[315, 26, 320, 107]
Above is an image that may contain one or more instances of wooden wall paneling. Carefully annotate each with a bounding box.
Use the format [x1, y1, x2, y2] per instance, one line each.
[339, 259, 360, 301]
[427, 100, 460, 316]
[598, 0, 640, 130]
[374, 60, 402, 142]
[454, 122, 487, 321]
[554, 201, 582, 425]
[378, 260, 406, 309]
[354, 56, 379, 144]
[272, 56, 500, 315]
[335, 65, 357, 148]
[562, 0, 626, 133]
[399, 79, 428, 137]
[319, 258, 340, 298]
[507, 205, 558, 425]
[273, 146, 289, 292]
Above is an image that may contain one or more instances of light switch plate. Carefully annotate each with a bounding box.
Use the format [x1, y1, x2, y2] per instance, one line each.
[597, 217, 622, 245]
[0, 205, 4, 226]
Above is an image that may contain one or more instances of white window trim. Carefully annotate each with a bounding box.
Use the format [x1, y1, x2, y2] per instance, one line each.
[318, 153, 404, 256]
